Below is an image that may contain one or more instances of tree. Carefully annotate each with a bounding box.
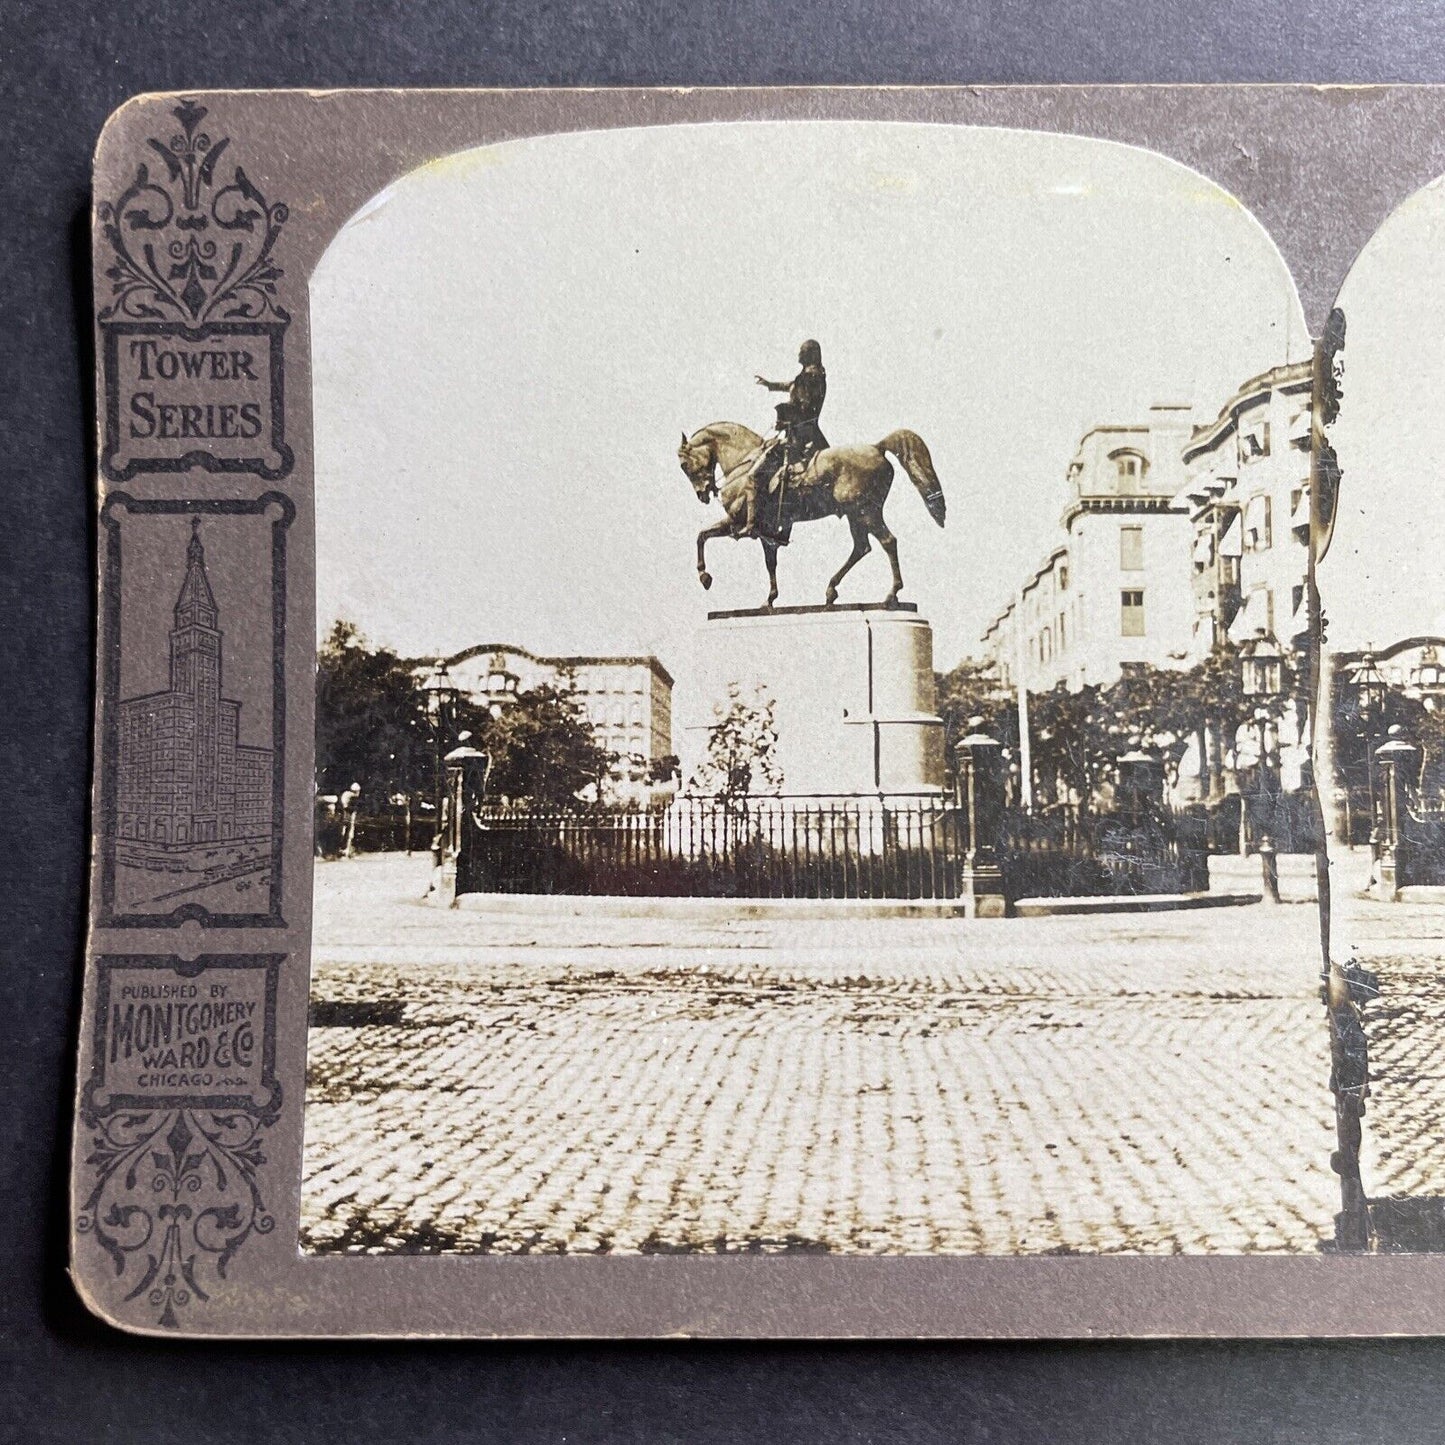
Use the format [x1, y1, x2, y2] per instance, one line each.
[472, 684, 616, 806]
[935, 658, 1012, 745]
[1396, 696, 1445, 800]
[934, 643, 1301, 812]
[317, 621, 618, 812]
[1092, 665, 1201, 787]
[647, 754, 681, 787]
[689, 683, 783, 799]
[315, 620, 428, 806]
[1029, 681, 1105, 806]
[1332, 676, 1445, 808]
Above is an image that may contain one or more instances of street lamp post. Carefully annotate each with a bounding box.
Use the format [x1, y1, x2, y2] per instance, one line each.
[1240, 627, 1285, 701]
[1239, 628, 1285, 901]
[422, 658, 459, 874]
[1351, 650, 1389, 842]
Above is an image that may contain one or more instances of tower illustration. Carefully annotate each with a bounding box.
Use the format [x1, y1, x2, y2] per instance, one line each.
[115, 520, 272, 864]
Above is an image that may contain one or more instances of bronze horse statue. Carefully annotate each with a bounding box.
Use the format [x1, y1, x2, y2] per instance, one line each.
[678, 422, 947, 609]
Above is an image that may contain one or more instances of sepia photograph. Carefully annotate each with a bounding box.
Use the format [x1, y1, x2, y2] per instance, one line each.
[1315, 174, 1445, 1250]
[297, 121, 1345, 1258]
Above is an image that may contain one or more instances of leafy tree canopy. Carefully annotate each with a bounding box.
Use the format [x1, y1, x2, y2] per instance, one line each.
[935, 642, 1295, 807]
[689, 683, 782, 799]
[315, 620, 426, 806]
[316, 621, 615, 809]
[471, 684, 615, 806]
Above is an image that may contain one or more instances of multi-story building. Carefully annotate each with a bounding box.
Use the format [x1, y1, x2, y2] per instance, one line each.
[442, 643, 674, 796]
[1177, 362, 1313, 660]
[973, 370, 1314, 810]
[116, 520, 273, 858]
[980, 405, 1196, 691]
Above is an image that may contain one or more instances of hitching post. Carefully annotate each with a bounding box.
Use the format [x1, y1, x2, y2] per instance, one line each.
[956, 728, 1006, 918]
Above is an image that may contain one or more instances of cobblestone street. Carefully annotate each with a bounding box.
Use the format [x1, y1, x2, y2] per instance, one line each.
[1330, 852, 1445, 1240]
[300, 854, 1343, 1256]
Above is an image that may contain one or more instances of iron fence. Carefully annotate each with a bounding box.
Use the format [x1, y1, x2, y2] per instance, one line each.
[1403, 801, 1445, 886]
[997, 804, 1209, 899]
[459, 799, 965, 900]
[456, 794, 1212, 902]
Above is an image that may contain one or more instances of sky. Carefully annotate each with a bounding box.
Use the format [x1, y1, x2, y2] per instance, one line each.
[1324, 173, 1445, 652]
[312, 120, 1307, 717]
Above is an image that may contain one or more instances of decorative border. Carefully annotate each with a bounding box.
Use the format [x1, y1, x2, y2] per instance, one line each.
[97, 492, 294, 929]
[96, 98, 292, 482]
[77, 954, 284, 1330]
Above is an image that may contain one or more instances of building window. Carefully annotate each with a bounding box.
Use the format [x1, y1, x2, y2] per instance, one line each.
[1112, 451, 1147, 490]
[1120, 525, 1144, 571]
[1058, 612, 1066, 651]
[1057, 562, 1069, 591]
[1121, 589, 1146, 637]
[1243, 495, 1272, 552]
[1239, 417, 1271, 462]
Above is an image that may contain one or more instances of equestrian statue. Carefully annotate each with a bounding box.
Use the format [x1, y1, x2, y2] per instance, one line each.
[677, 339, 947, 610]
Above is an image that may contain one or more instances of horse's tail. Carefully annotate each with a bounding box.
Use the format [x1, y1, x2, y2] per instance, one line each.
[878, 429, 946, 527]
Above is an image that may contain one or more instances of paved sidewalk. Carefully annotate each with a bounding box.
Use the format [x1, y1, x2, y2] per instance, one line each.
[301, 854, 1340, 1256]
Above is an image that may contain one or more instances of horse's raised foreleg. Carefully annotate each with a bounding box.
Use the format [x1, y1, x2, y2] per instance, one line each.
[825, 515, 872, 607]
[760, 538, 780, 610]
[696, 517, 733, 590]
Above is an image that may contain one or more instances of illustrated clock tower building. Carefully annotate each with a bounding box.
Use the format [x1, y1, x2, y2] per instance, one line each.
[170, 518, 223, 833]
[114, 518, 273, 860]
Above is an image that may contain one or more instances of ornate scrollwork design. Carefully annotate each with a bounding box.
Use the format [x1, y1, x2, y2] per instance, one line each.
[77, 1102, 280, 1329]
[98, 98, 289, 325]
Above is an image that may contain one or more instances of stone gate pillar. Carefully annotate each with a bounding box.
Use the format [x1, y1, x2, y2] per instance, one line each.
[1373, 730, 1421, 901]
[436, 745, 490, 907]
[956, 729, 1006, 918]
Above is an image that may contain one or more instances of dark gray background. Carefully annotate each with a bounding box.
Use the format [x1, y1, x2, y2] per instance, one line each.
[8, 1, 1445, 1439]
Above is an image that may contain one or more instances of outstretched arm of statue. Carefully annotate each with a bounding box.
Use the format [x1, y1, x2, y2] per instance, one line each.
[755, 375, 789, 391]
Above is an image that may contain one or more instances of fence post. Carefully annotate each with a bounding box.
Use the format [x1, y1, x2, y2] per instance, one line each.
[957, 730, 1007, 917]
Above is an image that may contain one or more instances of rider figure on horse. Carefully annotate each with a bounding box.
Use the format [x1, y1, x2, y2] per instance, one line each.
[741, 339, 829, 540]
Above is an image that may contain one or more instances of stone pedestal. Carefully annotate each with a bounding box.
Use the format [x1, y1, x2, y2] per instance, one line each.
[691, 603, 946, 798]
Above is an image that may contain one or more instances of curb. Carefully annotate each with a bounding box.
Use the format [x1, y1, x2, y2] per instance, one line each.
[453, 890, 1265, 921]
[455, 893, 981, 921]
[1012, 891, 1262, 917]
